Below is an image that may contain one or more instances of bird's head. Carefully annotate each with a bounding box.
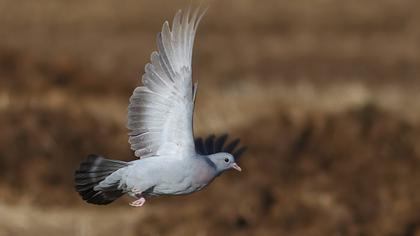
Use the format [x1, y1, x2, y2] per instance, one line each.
[208, 152, 242, 173]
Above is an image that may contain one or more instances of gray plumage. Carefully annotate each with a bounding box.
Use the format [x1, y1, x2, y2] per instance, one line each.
[74, 6, 245, 206]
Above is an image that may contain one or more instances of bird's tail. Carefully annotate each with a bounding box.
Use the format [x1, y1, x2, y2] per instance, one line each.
[74, 154, 128, 205]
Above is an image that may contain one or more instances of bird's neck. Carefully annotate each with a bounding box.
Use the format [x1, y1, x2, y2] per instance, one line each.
[193, 156, 218, 184]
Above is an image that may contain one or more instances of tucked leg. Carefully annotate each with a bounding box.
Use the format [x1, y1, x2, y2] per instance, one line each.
[129, 188, 146, 207]
[129, 197, 146, 207]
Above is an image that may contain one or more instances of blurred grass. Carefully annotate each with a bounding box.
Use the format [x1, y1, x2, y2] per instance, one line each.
[0, 0, 420, 235]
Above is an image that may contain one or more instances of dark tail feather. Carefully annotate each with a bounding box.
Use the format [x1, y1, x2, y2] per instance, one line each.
[74, 154, 128, 205]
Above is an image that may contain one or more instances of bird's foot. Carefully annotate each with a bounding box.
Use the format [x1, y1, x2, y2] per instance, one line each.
[129, 197, 146, 207]
[129, 188, 146, 207]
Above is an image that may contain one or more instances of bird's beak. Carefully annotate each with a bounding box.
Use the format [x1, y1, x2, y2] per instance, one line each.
[232, 163, 242, 172]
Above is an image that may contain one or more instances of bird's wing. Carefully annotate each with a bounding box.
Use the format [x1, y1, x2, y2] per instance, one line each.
[127, 7, 206, 159]
[195, 134, 247, 160]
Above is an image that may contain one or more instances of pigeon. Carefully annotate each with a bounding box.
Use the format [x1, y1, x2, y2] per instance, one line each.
[74, 6, 246, 207]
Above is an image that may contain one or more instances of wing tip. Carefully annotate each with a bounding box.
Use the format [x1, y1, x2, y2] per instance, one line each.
[195, 134, 247, 160]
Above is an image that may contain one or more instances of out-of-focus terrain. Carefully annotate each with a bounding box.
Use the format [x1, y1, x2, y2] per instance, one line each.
[0, 0, 420, 235]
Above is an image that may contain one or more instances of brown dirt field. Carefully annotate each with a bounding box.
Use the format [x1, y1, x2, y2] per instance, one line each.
[0, 0, 420, 235]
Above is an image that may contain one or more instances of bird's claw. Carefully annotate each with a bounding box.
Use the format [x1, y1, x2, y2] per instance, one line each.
[129, 197, 146, 207]
[129, 188, 146, 207]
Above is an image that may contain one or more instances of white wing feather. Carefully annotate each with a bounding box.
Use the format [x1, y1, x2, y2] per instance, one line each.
[127, 7, 206, 159]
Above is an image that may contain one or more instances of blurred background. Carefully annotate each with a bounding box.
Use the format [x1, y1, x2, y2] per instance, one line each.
[0, 0, 420, 235]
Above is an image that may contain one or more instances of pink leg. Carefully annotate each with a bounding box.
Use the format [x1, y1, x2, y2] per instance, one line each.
[129, 188, 146, 207]
[129, 197, 146, 207]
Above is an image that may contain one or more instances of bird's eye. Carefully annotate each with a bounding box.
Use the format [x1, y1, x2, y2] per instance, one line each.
[224, 158, 229, 163]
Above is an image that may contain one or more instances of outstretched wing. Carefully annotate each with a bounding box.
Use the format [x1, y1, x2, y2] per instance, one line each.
[195, 134, 247, 160]
[127, 7, 206, 158]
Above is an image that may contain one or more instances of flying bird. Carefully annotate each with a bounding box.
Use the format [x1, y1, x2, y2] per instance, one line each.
[74, 6, 246, 207]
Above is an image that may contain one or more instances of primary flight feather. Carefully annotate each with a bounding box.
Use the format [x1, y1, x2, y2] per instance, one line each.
[74, 6, 245, 207]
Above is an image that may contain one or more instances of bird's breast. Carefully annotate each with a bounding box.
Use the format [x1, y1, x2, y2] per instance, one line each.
[195, 168, 214, 184]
